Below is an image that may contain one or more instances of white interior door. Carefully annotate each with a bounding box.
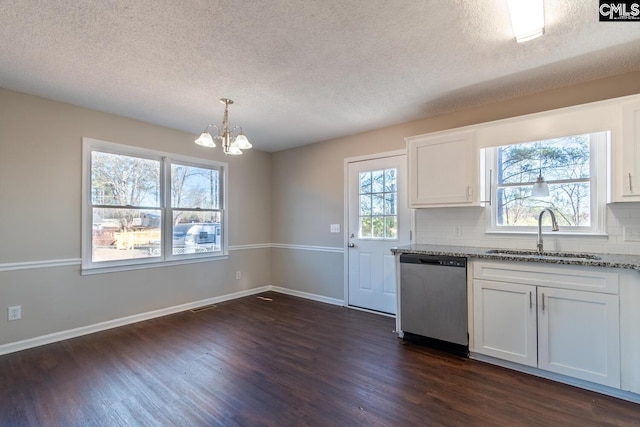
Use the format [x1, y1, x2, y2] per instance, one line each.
[347, 154, 410, 314]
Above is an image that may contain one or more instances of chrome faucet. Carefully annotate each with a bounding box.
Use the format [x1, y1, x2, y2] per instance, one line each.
[537, 208, 559, 253]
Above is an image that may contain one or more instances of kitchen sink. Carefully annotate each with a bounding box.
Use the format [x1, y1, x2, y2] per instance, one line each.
[485, 249, 602, 260]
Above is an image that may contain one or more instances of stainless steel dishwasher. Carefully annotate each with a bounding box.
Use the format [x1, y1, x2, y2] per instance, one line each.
[399, 253, 468, 355]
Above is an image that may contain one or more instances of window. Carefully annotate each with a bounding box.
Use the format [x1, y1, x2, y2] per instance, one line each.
[82, 138, 227, 272]
[486, 131, 608, 234]
[358, 168, 398, 239]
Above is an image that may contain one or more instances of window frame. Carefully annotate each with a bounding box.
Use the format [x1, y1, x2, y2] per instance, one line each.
[81, 137, 228, 274]
[357, 168, 399, 241]
[485, 131, 609, 235]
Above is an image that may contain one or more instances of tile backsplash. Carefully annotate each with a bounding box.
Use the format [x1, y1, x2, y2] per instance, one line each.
[415, 203, 640, 255]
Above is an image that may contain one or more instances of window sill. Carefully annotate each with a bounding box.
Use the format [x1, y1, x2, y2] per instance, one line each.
[485, 230, 608, 237]
[81, 254, 229, 275]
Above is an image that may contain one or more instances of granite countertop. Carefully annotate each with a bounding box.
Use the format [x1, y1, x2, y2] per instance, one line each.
[391, 244, 640, 270]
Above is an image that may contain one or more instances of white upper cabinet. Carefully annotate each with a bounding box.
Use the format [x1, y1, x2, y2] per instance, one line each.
[618, 101, 640, 201]
[406, 131, 478, 207]
[404, 93, 640, 207]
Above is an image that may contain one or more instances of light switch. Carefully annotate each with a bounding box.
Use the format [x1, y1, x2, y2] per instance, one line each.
[330, 224, 341, 233]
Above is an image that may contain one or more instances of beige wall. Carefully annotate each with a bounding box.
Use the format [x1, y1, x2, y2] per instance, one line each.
[0, 88, 272, 347]
[271, 70, 640, 298]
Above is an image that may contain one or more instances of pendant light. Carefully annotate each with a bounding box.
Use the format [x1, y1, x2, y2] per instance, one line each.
[531, 141, 549, 197]
[195, 98, 252, 155]
[531, 170, 549, 197]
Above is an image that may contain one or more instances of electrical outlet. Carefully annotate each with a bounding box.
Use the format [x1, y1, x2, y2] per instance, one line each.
[624, 226, 640, 242]
[8, 306, 21, 321]
[236, 271, 241, 280]
[453, 226, 462, 237]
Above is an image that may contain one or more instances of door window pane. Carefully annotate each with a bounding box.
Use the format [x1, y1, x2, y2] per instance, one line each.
[385, 216, 398, 239]
[384, 169, 396, 192]
[360, 216, 372, 237]
[371, 170, 385, 193]
[372, 194, 384, 215]
[358, 168, 398, 240]
[359, 172, 372, 194]
[360, 195, 372, 216]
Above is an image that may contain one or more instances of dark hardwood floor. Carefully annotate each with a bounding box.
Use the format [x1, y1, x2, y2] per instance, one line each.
[1, 292, 638, 426]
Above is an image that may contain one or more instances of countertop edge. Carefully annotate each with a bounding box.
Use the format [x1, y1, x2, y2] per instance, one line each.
[391, 246, 640, 270]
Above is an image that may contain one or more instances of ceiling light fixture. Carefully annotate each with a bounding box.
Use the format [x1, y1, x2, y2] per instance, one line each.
[531, 141, 549, 197]
[507, 0, 545, 43]
[531, 170, 550, 197]
[195, 98, 252, 155]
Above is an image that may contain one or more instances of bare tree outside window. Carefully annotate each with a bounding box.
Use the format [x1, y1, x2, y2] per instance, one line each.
[87, 145, 223, 266]
[359, 168, 398, 239]
[494, 134, 593, 228]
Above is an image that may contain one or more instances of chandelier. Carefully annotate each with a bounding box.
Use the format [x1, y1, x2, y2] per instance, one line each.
[195, 98, 252, 155]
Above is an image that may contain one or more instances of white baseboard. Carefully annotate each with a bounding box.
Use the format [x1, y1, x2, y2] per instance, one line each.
[0, 285, 344, 356]
[471, 352, 640, 404]
[269, 286, 344, 306]
[346, 304, 396, 318]
[0, 286, 271, 356]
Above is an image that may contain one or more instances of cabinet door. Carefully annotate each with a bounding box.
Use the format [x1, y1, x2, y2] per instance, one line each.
[620, 102, 640, 201]
[472, 280, 537, 367]
[407, 132, 476, 207]
[538, 287, 620, 388]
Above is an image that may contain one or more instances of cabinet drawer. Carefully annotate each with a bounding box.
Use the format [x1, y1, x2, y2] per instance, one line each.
[473, 261, 619, 294]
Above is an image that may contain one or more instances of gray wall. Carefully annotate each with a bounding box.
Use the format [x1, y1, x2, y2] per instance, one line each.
[0, 88, 272, 347]
[3, 69, 640, 349]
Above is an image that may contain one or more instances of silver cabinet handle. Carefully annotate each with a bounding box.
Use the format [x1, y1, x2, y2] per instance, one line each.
[542, 293, 545, 311]
[481, 169, 492, 205]
[629, 172, 633, 193]
[348, 243, 355, 248]
[529, 291, 532, 309]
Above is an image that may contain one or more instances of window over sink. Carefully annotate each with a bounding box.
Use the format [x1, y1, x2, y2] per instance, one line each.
[484, 131, 609, 235]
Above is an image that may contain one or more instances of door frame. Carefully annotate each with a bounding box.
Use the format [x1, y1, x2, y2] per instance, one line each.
[343, 149, 414, 313]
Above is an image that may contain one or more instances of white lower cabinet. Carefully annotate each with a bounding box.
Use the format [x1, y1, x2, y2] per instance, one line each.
[473, 280, 537, 367]
[472, 262, 621, 389]
[537, 287, 620, 387]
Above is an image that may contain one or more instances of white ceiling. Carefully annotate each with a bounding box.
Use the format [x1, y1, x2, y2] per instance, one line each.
[1, 1, 640, 152]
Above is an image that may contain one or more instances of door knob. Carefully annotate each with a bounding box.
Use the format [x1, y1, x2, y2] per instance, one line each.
[348, 243, 355, 248]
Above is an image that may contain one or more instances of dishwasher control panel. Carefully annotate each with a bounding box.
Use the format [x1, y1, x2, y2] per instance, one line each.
[439, 259, 466, 268]
[399, 254, 466, 268]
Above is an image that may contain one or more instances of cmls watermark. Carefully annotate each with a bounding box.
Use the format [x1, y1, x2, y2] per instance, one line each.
[600, 1, 640, 21]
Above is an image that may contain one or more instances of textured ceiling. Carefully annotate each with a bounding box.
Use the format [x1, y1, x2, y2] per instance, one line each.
[1, 1, 640, 152]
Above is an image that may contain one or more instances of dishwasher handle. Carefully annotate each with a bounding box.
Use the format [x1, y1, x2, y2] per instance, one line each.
[399, 254, 466, 268]
[418, 258, 442, 265]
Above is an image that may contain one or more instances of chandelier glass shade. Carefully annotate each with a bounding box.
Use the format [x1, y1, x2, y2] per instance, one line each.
[195, 98, 252, 155]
